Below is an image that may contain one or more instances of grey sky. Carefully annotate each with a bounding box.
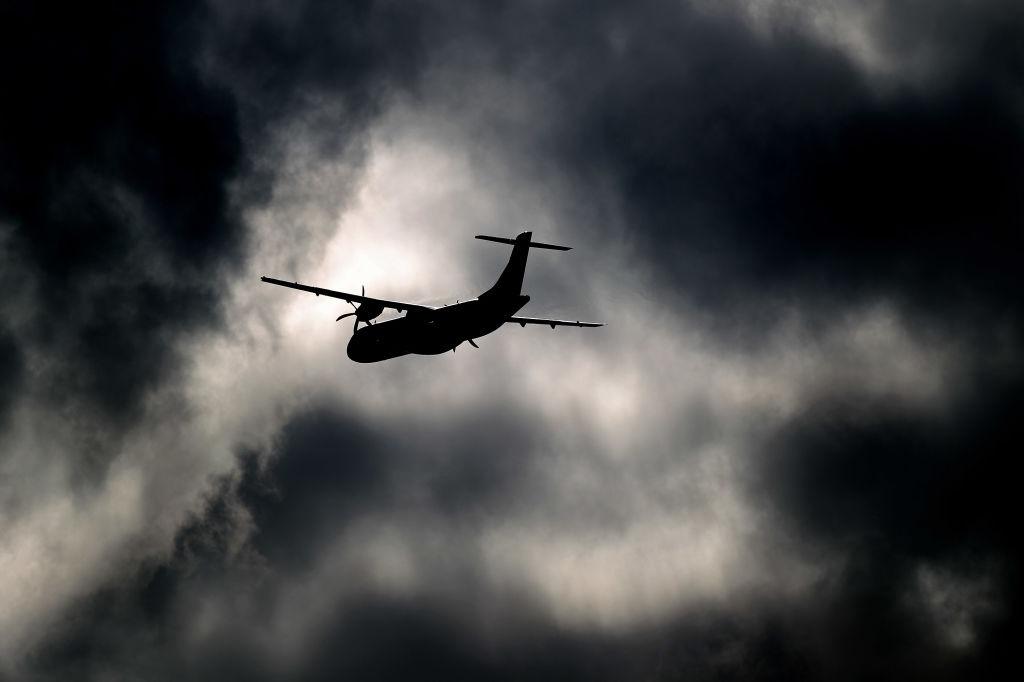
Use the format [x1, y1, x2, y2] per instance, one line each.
[1, 1, 1021, 679]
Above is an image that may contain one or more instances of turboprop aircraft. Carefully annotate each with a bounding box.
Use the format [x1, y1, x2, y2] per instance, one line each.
[261, 231, 604, 363]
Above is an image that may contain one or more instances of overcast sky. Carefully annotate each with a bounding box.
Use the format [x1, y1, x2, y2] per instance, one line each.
[1, 1, 1022, 680]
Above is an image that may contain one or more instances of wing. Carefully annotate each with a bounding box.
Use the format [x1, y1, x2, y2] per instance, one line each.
[506, 316, 604, 329]
[260, 276, 433, 313]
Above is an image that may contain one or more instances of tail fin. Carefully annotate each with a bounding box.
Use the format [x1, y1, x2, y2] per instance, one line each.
[477, 231, 571, 299]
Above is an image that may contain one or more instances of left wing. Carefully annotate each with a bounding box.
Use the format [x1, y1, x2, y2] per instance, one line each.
[260, 276, 433, 313]
[507, 316, 604, 329]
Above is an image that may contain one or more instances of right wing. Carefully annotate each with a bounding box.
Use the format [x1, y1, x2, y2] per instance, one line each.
[260, 276, 433, 313]
[507, 316, 604, 329]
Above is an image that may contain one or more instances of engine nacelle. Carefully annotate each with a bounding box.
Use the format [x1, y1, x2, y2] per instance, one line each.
[356, 300, 385, 322]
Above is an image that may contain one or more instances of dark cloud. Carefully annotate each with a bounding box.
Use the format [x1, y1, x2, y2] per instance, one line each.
[8, 405, 818, 681]
[29, 392, 1020, 681]
[0, 1, 243, 430]
[0, 0, 433, 469]
[24, 401, 547, 680]
[236, 407, 392, 570]
[5, 0, 1023, 680]
[500, 0, 1024, 331]
[752, 365, 1024, 679]
[208, 0, 426, 125]
[232, 402, 542, 566]
[0, 326, 23, 427]
[761, 381, 1021, 557]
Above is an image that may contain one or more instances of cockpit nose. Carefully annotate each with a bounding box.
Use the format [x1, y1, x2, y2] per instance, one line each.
[345, 320, 409, 362]
[346, 329, 373, 362]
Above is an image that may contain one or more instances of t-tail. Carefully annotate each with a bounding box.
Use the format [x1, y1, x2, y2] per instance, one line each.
[476, 231, 571, 300]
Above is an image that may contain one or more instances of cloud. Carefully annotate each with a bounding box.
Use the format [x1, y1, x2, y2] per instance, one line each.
[533, 0, 1024, 329]
[2, 1, 1021, 680]
[0, 0, 435, 662]
[0, 325, 23, 428]
[0, 2, 243, 429]
[750, 368, 1023, 677]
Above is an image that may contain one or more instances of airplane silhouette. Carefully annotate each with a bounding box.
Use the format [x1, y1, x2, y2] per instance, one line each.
[261, 231, 603, 362]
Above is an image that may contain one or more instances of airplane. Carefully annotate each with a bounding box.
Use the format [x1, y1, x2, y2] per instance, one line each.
[261, 231, 603, 363]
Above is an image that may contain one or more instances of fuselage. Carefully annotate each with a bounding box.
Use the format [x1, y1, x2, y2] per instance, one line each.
[346, 294, 529, 362]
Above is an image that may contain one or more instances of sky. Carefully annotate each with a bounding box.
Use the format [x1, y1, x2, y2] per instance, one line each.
[1, 1, 1021, 679]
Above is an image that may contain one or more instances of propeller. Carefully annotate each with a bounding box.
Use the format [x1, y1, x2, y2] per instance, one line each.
[335, 306, 358, 333]
[335, 284, 361, 333]
[336, 285, 383, 333]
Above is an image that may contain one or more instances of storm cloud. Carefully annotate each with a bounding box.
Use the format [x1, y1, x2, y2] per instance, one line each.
[2, 1, 1021, 680]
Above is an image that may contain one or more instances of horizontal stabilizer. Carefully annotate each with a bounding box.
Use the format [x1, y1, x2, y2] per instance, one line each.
[475, 235, 571, 251]
[507, 316, 604, 328]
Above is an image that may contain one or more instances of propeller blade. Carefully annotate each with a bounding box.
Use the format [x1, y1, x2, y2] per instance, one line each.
[468, 339, 479, 348]
[336, 312, 355, 322]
